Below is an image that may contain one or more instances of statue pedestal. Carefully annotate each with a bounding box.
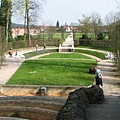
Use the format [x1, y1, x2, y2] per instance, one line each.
[59, 33, 74, 52]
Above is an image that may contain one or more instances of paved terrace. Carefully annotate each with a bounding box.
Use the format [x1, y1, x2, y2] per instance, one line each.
[0, 47, 120, 120]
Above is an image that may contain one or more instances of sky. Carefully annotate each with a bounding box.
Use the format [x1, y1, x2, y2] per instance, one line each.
[12, 0, 119, 26]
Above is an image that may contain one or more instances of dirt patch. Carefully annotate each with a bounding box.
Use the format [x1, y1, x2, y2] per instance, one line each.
[0, 92, 68, 98]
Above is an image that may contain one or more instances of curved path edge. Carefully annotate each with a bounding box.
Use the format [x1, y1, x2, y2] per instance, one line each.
[86, 59, 120, 120]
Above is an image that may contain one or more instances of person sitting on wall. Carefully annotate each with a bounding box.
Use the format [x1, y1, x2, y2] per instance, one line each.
[19, 51, 25, 59]
[15, 51, 20, 59]
[89, 65, 96, 74]
[105, 51, 110, 59]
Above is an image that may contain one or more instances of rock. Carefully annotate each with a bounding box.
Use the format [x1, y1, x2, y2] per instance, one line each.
[85, 85, 104, 104]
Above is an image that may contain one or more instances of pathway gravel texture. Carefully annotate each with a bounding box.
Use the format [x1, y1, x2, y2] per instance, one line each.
[0, 47, 120, 120]
[86, 59, 120, 120]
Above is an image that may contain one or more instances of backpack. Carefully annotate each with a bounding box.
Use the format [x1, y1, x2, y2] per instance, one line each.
[98, 73, 102, 78]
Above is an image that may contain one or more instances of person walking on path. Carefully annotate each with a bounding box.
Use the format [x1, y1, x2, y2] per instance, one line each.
[8, 48, 13, 57]
[43, 44, 46, 50]
[35, 43, 38, 51]
[87, 59, 120, 120]
[95, 66, 103, 87]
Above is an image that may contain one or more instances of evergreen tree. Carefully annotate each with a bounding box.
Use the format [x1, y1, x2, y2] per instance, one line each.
[0, 0, 6, 26]
[0, 0, 13, 42]
[56, 21, 59, 28]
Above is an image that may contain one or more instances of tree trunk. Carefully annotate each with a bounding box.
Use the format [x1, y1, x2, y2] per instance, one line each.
[24, 9, 27, 41]
[5, 6, 10, 47]
[26, 0, 31, 46]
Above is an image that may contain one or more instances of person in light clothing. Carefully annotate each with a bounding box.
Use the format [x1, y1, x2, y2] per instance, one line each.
[95, 67, 103, 87]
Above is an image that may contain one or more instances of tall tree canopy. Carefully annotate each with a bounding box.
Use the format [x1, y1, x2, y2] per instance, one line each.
[0, 0, 12, 42]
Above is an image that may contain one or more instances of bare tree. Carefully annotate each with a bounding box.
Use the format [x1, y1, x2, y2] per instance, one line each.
[90, 12, 102, 39]
[104, 11, 115, 39]
[45, 21, 56, 40]
[78, 14, 91, 39]
[105, 11, 120, 71]
[113, 12, 120, 71]
[12, 0, 45, 45]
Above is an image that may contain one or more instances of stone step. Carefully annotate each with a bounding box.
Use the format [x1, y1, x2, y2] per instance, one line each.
[62, 42, 74, 45]
[0, 106, 58, 120]
[0, 116, 28, 120]
[62, 44, 73, 47]
[62, 41, 74, 44]
[0, 100, 63, 111]
[0, 96, 66, 120]
[0, 96, 66, 104]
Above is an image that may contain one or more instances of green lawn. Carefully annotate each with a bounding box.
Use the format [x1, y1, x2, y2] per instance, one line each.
[77, 46, 112, 52]
[39, 53, 93, 59]
[7, 53, 96, 86]
[75, 49, 105, 59]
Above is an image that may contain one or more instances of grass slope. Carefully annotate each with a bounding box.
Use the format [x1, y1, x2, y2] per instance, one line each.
[7, 53, 96, 86]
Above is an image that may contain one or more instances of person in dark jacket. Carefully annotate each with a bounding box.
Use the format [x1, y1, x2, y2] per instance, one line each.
[89, 65, 96, 74]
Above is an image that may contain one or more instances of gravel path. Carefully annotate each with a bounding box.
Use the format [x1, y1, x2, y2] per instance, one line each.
[0, 58, 25, 84]
[86, 59, 120, 120]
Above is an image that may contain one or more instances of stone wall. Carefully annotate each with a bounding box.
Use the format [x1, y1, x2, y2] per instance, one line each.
[0, 96, 66, 120]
